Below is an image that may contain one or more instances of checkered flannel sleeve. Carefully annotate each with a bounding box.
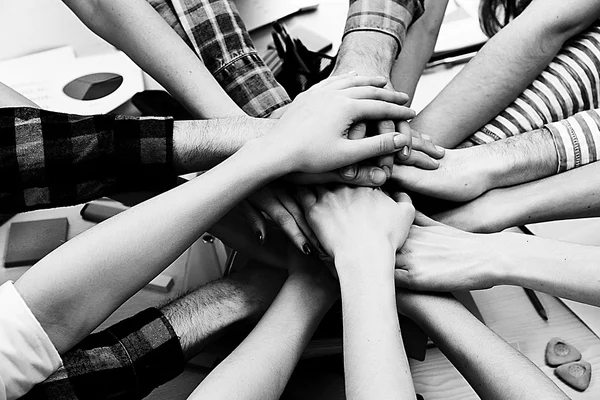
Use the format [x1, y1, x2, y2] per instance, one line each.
[544, 109, 600, 173]
[344, 0, 425, 56]
[147, 0, 291, 118]
[21, 308, 185, 400]
[0, 107, 176, 213]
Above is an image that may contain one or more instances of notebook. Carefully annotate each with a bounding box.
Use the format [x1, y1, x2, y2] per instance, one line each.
[4, 218, 68, 268]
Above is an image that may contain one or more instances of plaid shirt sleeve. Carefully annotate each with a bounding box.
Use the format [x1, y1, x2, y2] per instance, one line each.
[21, 308, 185, 400]
[344, 0, 425, 56]
[0, 107, 176, 213]
[147, 0, 291, 118]
[545, 109, 600, 173]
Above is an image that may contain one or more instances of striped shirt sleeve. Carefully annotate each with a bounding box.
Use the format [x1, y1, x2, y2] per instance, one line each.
[545, 109, 600, 173]
[0, 107, 176, 213]
[343, 0, 425, 56]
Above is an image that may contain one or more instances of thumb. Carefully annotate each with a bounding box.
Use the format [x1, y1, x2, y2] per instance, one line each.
[341, 132, 404, 164]
[414, 211, 445, 227]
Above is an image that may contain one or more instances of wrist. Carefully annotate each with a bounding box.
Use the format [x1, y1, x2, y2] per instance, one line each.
[335, 241, 396, 284]
[334, 32, 397, 77]
[488, 232, 522, 286]
[240, 135, 295, 177]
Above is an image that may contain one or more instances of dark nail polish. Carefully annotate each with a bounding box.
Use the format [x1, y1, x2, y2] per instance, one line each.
[303, 243, 312, 256]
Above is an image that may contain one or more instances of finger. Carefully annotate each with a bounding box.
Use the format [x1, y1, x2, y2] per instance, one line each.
[376, 119, 396, 178]
[412, 136, 445, 159]
[349, 100, 416, 123]
[342, 165, 388, 186]
[391, 192, 412, 205]
[240, 201, 267, 243]
[321, 75, 388, 91]
[286, 168, 387, 187]
[295, 186, 317, 210]
[265, 201, 314, 255]
[277, 191, 320, 250]
[414, 211, 444, 227]
[396, 149, 440, 170]
[394, 121, 413, 162]
[315, 185, 328, 199]
[394, 269, 412, 289]
[341, 132, 406, 164]
[348, 122, 367, 140]
[342, 87, 409, 104]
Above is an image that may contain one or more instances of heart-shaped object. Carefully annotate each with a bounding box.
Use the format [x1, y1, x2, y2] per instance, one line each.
[545, 337, 582, 366]
[555, 360, 592, 391]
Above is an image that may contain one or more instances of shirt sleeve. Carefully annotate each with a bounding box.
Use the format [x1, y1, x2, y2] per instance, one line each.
[0, 282, 62, 400]
[22, 308, 185, 400]
[0, 107, 176, 213]
[343, 0, 425, 56]
[545, 109, 600, 173]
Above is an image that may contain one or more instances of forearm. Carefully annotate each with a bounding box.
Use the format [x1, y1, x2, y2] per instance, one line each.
[188, 273, 336, 400]
[334, 32, 398, 77]
[403, 292, 568, 399]
[63, 0, 243, 118]
[491, 232, 600, 306]
[412, 18, 564, 147]
[173, 117, 277, 173]
[15, 138, 287, 353]
[391, 0, 447, 101]
[338, 248, 414, 400]
[483, 160, 600, 230]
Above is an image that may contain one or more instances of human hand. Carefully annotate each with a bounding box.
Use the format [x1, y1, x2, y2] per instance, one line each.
[391, 146, 499, 202]
[297, 186, 415, 264]
[286, 243, 339, 299]
[246, 182, 319, 255]
[396, 127, 445, 170]
[394, 213, 502, 291]
[258, 73, 416, 175]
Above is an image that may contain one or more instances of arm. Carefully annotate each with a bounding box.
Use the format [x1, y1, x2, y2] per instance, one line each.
[13, 75, 414, 354]
[299, 186, 416, 400]
[412, 0, 600, 147]
[188, 256, 337, 400]
[396, 291, 568, 399]
[433, 157, 600, 233]
[0, 104, 276, 213]
[396, 218, 600, 307]
[62, 0, 244, 118]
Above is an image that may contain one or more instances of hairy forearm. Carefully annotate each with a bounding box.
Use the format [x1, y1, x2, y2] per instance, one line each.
[492, 233, 600, 306]
[188, 273, 336, 400]
[162, 266, 287, 361]
[63, 0, 243, 118]
[15, 138, 287, 353]
[412, 18, 563, 147]
[338, 248, 413, 400]
[403, 292, 568, 399]
[173, 117, 277, 173]
[334, 32, 398, 77]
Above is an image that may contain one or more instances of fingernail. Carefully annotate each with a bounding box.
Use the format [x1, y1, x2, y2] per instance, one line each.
[346, 70, 357, 75]
[382, 165, 391, 179]
[402, 146, 410, 157]
[371, 169, 386, 185]
[394, 134, 404, 148]
[435, 145, 445, 152]
[257, 232, 264, 244]
[342, 165, 356, 179]
[303, 243, 313, 256]
[421, 134, 431, 141]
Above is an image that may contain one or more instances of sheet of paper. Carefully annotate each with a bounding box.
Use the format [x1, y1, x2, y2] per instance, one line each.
[0, 48, 143, 115]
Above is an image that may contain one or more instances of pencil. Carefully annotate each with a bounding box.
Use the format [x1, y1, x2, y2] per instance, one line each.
[524, 288, 548, 321]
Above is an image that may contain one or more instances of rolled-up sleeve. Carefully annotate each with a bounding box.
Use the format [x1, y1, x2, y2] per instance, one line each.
[343, 0, 425, 56]
[545, 109, 600, 173]
[0, 107, 176, 213]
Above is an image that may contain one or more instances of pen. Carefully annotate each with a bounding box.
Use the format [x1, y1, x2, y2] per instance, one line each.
[524, 288, 548, 321]
[518, 225, 549, 321]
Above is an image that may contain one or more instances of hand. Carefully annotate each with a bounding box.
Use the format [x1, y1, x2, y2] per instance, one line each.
[394, 213, 501, 291]
[396, 127, 445, 170]
[391, 146, 497, 202]
[246, 182, 319, 255]
[297, 186, 415, 262]
[286, 243, 340, 300]
[261, 74, 416, 174]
